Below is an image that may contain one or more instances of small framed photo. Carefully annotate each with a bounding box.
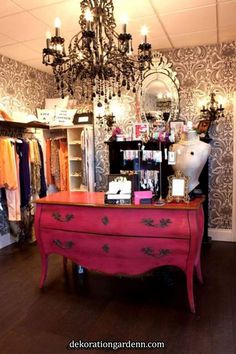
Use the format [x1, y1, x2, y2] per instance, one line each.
[170, 120, 184, 131]
[167, 171, 190, 203]
[133, 123, 149, 140]
[197, 119, 211, 135]
[73, 112, 93, 125]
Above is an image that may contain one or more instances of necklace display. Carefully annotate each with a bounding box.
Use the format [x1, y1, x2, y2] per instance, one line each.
[178, 137, 200, 145]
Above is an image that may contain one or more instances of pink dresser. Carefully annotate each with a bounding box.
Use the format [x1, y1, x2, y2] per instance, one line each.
[34, 191, 205, 313]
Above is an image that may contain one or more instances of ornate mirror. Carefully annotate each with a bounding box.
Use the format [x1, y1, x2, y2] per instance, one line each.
[141, 51, 180, 122]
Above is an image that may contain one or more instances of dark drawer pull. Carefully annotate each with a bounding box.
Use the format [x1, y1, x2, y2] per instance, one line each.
[53, 239, 74, 249]
[52, 212, 74, 222]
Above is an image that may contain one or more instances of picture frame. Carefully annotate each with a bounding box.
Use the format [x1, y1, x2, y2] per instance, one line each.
[133, 123, 149, 140]
[197, 119, 211, 137]
[166, 170, 190, 203]
[73, 112, 93, 125]
[169, 120, 184, 132]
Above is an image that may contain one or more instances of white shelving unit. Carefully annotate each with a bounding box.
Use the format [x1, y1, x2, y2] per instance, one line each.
[47, 124, 95, 192]
[67, 125, 94, 192]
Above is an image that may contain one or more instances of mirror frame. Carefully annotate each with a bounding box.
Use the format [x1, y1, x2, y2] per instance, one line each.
[141, 51, 180, 122]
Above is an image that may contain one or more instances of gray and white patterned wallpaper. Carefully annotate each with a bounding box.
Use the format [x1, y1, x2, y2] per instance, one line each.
[162, 41, 236, 229]
[94, 41, 236, 230]
[0, 55, 55, 116]
[0, 54, 55, 237]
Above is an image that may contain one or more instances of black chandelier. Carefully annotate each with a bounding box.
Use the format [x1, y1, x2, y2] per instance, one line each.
[42, 0, 152, 106]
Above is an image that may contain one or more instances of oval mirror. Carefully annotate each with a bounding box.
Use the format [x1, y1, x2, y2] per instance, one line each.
[141, 51, 180, 122]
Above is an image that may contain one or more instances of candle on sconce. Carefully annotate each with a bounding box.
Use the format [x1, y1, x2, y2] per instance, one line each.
[141, 25, 148, 43]
[54, 17, 61, 37]
[202, 105, 205, 110]
[46, 31, 51, 49]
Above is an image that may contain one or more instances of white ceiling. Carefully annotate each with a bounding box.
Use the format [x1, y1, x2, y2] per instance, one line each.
[0, 0, 235, 74]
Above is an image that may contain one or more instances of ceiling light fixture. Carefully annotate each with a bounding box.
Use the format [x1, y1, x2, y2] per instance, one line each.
[42, 0, 152, 106]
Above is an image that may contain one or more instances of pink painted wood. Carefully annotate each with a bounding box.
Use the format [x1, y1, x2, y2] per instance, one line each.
[34, 191, 205, 313]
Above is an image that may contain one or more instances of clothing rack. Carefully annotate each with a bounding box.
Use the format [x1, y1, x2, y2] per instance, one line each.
[0, 123, 47, 246]
[0, 126, 24, 137]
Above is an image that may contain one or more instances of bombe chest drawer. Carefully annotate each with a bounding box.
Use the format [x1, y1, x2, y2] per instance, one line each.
[35, 191, 205, 313]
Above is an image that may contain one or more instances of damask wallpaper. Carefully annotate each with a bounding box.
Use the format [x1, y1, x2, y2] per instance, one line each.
[94, 41, 236, 230]
[0, 55, 55, 116]
[0, 54, 54, 237]
[161, 41, 236, 229]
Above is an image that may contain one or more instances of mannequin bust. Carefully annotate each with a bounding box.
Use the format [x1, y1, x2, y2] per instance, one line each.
[172, 129, 211, 193]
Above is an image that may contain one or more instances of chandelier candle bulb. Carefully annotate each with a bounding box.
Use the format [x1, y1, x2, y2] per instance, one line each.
[85, 9, 93, 30]
[141, 26, 148, 43]
[120, 14, 128, 33]
[54, 17, 61, 37]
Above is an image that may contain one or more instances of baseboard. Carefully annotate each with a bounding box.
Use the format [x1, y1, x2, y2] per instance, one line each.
[208, 228, 234, 242]
[0, 233, 16, 249]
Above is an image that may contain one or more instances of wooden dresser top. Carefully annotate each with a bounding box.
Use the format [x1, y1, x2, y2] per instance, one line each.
[35, 191, 204, 210]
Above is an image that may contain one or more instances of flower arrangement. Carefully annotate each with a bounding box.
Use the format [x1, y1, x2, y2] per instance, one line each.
[108, 126, 123, 141]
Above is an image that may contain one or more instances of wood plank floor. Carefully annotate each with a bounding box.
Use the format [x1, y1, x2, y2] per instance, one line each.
[0, 241, 235, 354]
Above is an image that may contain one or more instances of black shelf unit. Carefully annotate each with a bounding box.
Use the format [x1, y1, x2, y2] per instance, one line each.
[106, 139, 210, 243]
[105, 140, 174, 199]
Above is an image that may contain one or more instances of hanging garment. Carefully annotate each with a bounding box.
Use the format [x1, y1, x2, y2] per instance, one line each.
[81, 127, 94, 191]
[45, 138, 54, 185]
[38, 141, 47, 198]
[50, 139, 61, 190]
[0, 138, 18, 189]
[29, 139, 41, 195]
[87, 128, 95, 191]
[81, 130, 88, 187]
[58, 139, 68, 191]
[0, 189, 10, 236]
[16, 140, 31, 208]
[5, 141, 21, 221]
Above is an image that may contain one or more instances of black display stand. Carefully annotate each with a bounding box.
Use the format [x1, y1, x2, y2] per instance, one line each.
[106, 139, 211, 243]
[105, 140, 174, 199]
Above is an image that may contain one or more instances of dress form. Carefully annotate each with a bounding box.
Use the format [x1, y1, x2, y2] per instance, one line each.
[172, 130, 211, 193]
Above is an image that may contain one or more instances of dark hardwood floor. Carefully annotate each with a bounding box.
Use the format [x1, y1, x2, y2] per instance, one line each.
[0, 241, 235, 354]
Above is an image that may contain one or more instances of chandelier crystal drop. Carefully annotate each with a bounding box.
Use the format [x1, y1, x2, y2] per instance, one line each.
[42, 0, 152, 106]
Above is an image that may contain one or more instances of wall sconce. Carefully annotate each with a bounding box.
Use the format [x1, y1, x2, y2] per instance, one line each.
[96, 112, 116, 131]
[200, 92, 224, 121]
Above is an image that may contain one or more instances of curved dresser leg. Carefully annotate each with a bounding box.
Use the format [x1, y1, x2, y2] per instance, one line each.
[186, 268, 195, 313]
[195, 261, 204, 284]
[39, 254, 48, 288]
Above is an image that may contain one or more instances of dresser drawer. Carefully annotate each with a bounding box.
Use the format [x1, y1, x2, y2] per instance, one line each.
[39, 205, 191, 239]
[39, 229, 189, 275]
